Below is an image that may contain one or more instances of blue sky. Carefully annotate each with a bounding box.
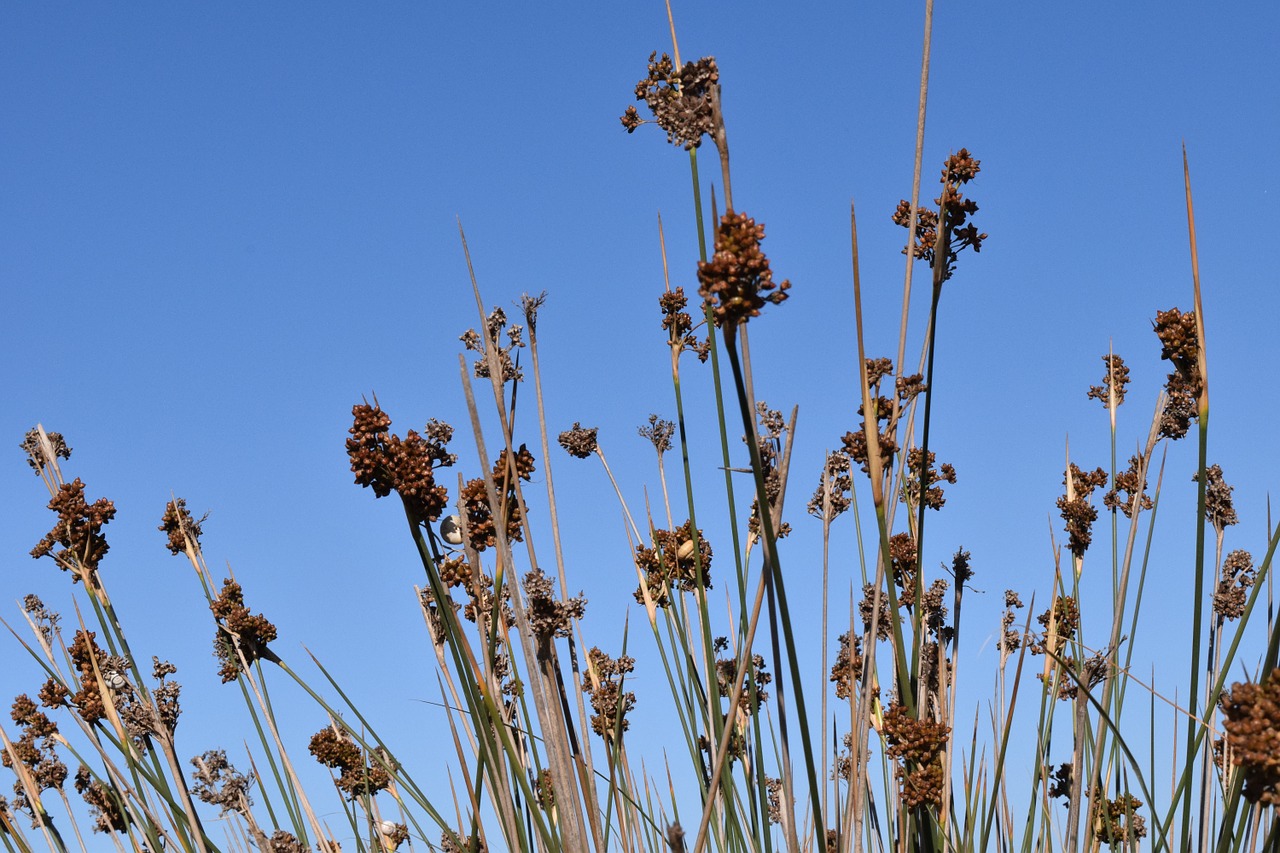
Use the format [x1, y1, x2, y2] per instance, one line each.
[3, 1, 1279, 844]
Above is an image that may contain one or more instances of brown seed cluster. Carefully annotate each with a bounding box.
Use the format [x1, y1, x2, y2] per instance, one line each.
[1086, 354, 1130, 409]
[30, 478, 116, 585]
[889, 532, 918, 601]
[1103, 455, 1153, 518]
[158, 497, 205, 555]
[268, 831, 310, 853]
[190, 749, 254, 816]
[746, 403, 791, 541]
[633, 521, 713, 608]
[639, 414, 676, 456]
[461, 307, 525, 383]
[859, 582, 896, 641]
[624, 52, 720, 151]
[442, 830, 488, 853]
[210, 579, 278, 683]
[1213, 549, 1256, 621]
[841, 357, 925, 477]
[74, 765, 128, 833]
[558, 423, 599, 459]
[1194, 463, 1238, 533]
[1052, 648, 1111, 701]
[659, 288, 712, 363]
[1032, 596, 1079, 656]
[347, 403, 456, 524]
[697, 212, 791, 329]
[3, 695, 67, 793]
[901, 448, 956, 511]
[583, 648, 636, 740]
[712, 638, 771, 715]
[892, 149, 987, 283]
[1153, 307, 1202, 440]
[20, 428, 71, 475]
[881, 703, 950, 809]
[830, 632, 864, 700]
[807, 450, 853, 521]
[522, 568, 586, 648]
[997, 590, 1025, 656]
[308, 726, 391, 800]
[1089, 791, 1147, 842]
[1220, 668, 1280, 804]
[459, 446, 535, 551]
[67, 630, 110, 723]
[1056, 464, 1108, 559]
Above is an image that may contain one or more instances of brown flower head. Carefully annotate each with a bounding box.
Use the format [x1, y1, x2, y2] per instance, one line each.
[20, 428, 71, 475]
[901, 448, 956, 511]
[633, 521, 712, 607]
[659, 287, 712, 362]
[159, 498, 205, 555]
[558, 423, 599, 459]
[881, 703, 950, 809]
[67, 630, 110, 723]
[211, 579, 279, 682]
[1154, 308, 1203, 440]
[347, 403, 456, 523]
[1056, 464, 1108, 559]
[1089, 792, 1147, 843]
[1031, 595, 1079, 656]
[74, 766, 128, 833]
[190, 749, 253, 816]
[808, 450, 853, 521]
[713, 644, 771, 715]
[745, 403, 792, 541]
[889, 532, 918, 598]
[583, 648, 636, 740]
[1213, 549, 1256, 621]
[1086, 354, 1130, 409]
[639, 415, 676, 456]
[1220, 669, 1280, 804]
[627, 52, 720, 150]
[3, 695, 66, 793]
[308, 725, 391, 800]
[697, 212, 790, 329]
[1194, 463, 1238, 532]
[31, 479, 116, 585]
[892, 149, 986, 282]
[830, 632, 864, 700]
[860, 582, 896, 641]
[997, 590, 1025, 656]
[523, 568, 586, 648]
[1103, 455, 1153, 518]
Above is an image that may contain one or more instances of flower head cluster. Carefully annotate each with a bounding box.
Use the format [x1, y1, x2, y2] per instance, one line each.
[3, 695, 67, 793]
[697, 212, 791, 329]
[558, 423, 599, 459]
[807, 450, 853, 522]
[860, 582, 897, 641]
[1031, 595, 1079, 656]
[746, 403, 791, 541]
[1213, 550, 1256, 621]
[347, 403, 456, 524]
[190, 749, 254, 817]
[211, 579, 278, 683]
[30, 478, 116, 586]
[1103, 455, 1153, 518]
[881, 704, 950, 809]
[583, 648, 636, 740]
[658, 288, 711, 362]
[1194, 463, 1238, 533]
[892, 149, 987, 283]
[639, 414, 676, 456]
[308, 725, 391, 800]
[1089, 792, 1147, 842]
[1153, 307, 1202, 440]
[842, 357, 925, 478]
[713, 638, 771, 715]
[624, 51, 721, 151]
[159, 498, 205, 555]
[1057, 464, 1108, 559]
[75, 766, 128, 833]
[20, 428, 71, 475]
[461, 307, 524, 383]
[523, 568, 586, 648]
[901, 448, 957, 511]
[459, 445, 535, 552]
[1220, 668, 1280, 804]
[1086, 354, 1130, 409]
[997, 590, 1025, 657]
[633, 521, 712, 607]
[830, 632, 864, 700]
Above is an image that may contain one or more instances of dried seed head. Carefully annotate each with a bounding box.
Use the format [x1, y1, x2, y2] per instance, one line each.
[558, 423, 599, 459]
[697, 212, 790, 329]
[626, 52, 721, 150]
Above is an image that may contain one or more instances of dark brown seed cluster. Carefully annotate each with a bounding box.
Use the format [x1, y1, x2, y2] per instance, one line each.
[881, 703, 950, 809]
[1194, 463, 1238, 533]
[1086, 354, 1130, 409]
[659, 288, 712, 362]
[558, 423, 599, 459]
[1056, 464, 1108, 559]
[697, 212, 791, 329]
[347, 403, 456, 524]
[639, 414, 676, 456]
[633, 521, 713, 608]
[308, 726, 391, 800]
[901, 448, 956, 511]
[266, 831, 309, 853]
[860, 582, 896, 641]
[190, 749, 254, 816]
[841, 357, 925, 477]
[1089, 792, 1147, 842]
[1220, 669, 1280, 805]
[746, 403, 791, 541]
[461, 307, 524, 383]
[997, 590, 1025, 656]
[523, 568, 586, 648]
[1052, 648, 1110, 701]
[158, 497, 205, 555]
[3, 695, 67, 793]
[807, 450, 853, 521]
[210, 579, 278, 683]
[830, 632, 864, 700]
[583, 648, 636, 740]
[1103, 455, 1153, 518]
[442, 830, 488, 853]
[1213, 550, 1256, 621]
[712, 638, 771, 715]
[1153, 307, 1202, 440]
[67, 630, 110, 723]
[1031, 596, 1079, 656]
[30, 478, 116, 585]
[74, 765, 128, 833]
[19, 428, 71, 474]
[624, 52, 720, 150]
[459, 446, 535, 552]
[892, 149, 987, 282]
[889, 532, 918, 601]
[1047, 762, 1073, 800]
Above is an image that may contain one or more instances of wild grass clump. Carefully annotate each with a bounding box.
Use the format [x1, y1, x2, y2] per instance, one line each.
[4, 9, 1279, 853]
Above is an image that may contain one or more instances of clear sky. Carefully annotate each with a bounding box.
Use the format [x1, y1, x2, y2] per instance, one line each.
[3, 1, 1279, 845]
